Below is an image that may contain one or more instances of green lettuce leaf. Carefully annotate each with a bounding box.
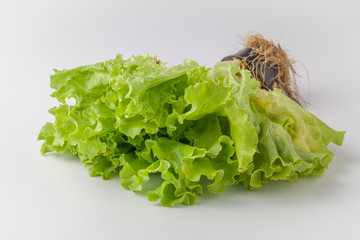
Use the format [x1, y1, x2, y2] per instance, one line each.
[39, 54, 345, 206]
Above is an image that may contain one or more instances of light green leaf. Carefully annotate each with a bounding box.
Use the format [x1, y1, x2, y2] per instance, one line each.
[39, 54, 344, 206]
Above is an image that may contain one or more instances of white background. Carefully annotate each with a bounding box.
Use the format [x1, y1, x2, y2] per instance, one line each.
[1, 0, 359, 239]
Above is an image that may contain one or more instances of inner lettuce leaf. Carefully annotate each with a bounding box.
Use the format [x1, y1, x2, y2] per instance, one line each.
[38, 54, 345, 206]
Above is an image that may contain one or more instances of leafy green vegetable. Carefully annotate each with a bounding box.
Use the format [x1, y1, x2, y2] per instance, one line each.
[38, 54, 345, 206]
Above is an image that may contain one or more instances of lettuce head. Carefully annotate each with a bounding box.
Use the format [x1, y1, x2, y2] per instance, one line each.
[38, 54, 345, 206]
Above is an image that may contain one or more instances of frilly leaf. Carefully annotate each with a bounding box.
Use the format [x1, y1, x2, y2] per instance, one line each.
[39, 54, 344, 206]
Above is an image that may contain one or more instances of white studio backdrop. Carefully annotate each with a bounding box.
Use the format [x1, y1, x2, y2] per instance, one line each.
[0, 0, 359, 239]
